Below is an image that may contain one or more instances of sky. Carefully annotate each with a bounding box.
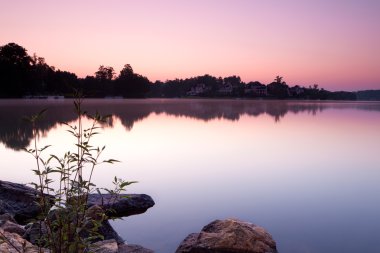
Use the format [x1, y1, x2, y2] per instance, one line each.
[0, 0, 379, 91]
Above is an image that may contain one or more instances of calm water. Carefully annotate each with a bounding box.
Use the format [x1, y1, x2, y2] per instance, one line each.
[1, 99, 380, 253]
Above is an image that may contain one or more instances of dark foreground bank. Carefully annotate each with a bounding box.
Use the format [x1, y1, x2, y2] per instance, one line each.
[0, 180, 278, 253]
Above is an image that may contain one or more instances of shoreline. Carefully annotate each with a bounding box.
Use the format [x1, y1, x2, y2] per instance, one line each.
[2, 97, 380, 102]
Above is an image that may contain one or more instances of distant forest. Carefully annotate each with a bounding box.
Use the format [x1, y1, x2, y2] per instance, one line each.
[1, 42, 379, 100]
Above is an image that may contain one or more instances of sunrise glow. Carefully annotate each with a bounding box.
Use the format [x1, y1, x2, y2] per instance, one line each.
[1, 0, 379, 91]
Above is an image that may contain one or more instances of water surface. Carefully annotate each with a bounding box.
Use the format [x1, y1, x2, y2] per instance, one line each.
[0, 99, 379, 253]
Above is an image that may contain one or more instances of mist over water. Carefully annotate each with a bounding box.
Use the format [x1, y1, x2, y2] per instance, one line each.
[1, 99, 379, 253]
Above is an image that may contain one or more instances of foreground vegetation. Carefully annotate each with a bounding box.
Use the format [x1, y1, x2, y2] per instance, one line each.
[0, 96, 134, 252]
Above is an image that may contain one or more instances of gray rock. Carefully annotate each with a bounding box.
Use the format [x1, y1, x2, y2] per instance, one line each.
[0, 181, 154, 251]
[82, 205, 124, 244]
[0, 180, 53, 224]
[90, 239, 119, 253]
[176, 218, 277, 253]
[0, 228, 49, 253]
[24, 218, 124, 245]
[118, 243, 154, 253]
[0, 220, 25, 236]
[0, 180, 153, 223]
[23, 221, 48, 246]
[87, 194, 155, 218]
[0, 213, 17, 223]
[97, 220, 124, 244]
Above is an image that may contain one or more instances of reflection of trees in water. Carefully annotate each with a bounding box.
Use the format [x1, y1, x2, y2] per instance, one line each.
[0, 101, 76, 150]
[1, 99, 379, 150]
[0, 100, 152, 150]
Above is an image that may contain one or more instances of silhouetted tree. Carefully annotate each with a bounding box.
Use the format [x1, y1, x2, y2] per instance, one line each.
[80, 76, 99, 97]
[0, 42, 82, 97]
[28, 54, 55, 94]
[0, 43, 32, 67]
[0, 43, 33, 97]
[94, 65, 115, 96]
[328, 91, 356, 100]
[223, 76, 241, 86]
[95, 65, 115, 81]
[115, 64, 150, 98]
[267, 76, 289, 98]
[274, 75, 284, 84]
[49, 70, 79, 95]
[119, 64, 134, 79]
[356, 90, 380, 101]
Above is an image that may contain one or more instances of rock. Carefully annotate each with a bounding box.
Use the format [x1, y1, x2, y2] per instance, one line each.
[80, 218, 124, 244]
[0, 180, 53, 224]
[118, 243, 154, 253]
[0, 228, 49, 253]
[0, 180, 153, 222]
[0, 213, 17, 223]
[0, 213, 25, 236]
[87, 194, 155, 218]
[25, 216, 124, 245]
[23, 221, 48, 246]
[90, 239, 119, 253]
[0, 181, 154, 251]
[176, 218, 277, 253]
[86, 204, 106, 221]
[99, 220, 124, 244]
[82, 205, 124, 244]
[0, 220, 25, 236]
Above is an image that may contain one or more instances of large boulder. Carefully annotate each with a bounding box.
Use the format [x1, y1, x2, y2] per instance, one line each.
[0, 180, 154, 223]
[87, 194, 155, 218]
[0, 180, 53, 224]
[24, 216, 124, 245]
[0, 181, 155, 252]
[176, 219, 277, 253]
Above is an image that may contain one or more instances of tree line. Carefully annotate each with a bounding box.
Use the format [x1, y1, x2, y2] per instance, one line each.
[0, 42, 376, 100]
[0, 43, 149, 98]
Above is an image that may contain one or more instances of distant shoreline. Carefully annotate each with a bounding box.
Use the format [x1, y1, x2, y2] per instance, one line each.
[1, 97, 380, 102]
[2, 42, 379, 101]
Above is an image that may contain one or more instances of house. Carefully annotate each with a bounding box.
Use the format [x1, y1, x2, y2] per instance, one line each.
[289, 85, 304, 96]
[187, 83, 211, 96]
[244, 82, 267, 96]
[218, 83, 234, 95]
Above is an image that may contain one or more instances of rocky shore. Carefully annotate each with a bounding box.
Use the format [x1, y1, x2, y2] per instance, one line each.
[0, 180, 155, 253]
[0, 180, 278, 253]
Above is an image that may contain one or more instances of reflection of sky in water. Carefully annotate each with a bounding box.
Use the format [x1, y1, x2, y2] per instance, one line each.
[0, 100, 380, 253]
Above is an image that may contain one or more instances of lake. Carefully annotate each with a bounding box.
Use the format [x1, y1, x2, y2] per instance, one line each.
[0, 99, 379, 253]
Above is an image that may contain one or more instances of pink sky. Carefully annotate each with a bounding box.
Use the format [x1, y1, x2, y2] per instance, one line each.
[1, 0, 379, 91]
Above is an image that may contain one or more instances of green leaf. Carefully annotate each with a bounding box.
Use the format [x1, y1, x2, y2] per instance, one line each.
[37, 108, 48, 118]
[75, 144, 89, 152]
[32, 169, 41, 175]
[103, 159, 121, 164]
[120, 181, 138, 188]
